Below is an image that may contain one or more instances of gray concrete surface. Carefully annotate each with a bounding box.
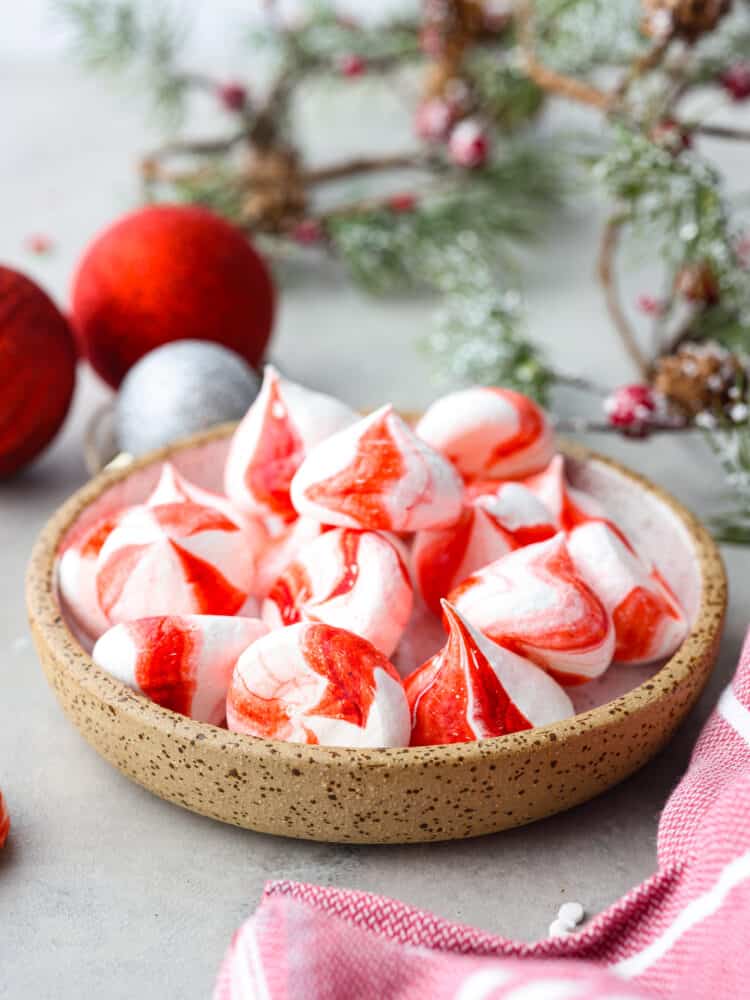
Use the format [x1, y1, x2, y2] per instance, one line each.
[2, 52, 749, 1000]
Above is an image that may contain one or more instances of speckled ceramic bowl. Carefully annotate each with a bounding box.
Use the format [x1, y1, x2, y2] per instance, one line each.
[26, 425, 726, 844]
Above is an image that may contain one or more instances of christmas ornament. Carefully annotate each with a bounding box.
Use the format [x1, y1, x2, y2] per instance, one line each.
[0, 266, 77, 477]
[0, 789, 8, 848]
[115, 340, 261, 456]
[71, 204, 275, 387]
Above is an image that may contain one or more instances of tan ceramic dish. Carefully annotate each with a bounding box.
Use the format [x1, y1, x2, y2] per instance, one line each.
[27, 424, 727, 844]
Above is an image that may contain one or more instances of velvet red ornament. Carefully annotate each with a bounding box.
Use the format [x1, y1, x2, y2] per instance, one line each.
[71, 205, 276, 388]
[0, 266, 77, 477]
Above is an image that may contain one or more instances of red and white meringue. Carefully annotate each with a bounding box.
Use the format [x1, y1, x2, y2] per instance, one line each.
[450, 533, 615, 684]
[262, 528, 413, 656]
[522, 455, 605, 530]
[0, 789, 9, 848]
[254, 517, 329, 599]
[567, 521, 688, 664]
[413, 485, 557, 613]
[415, 386, 555, 480]
[93, 615, 268, 724]
[96, 499, 256, 624]
[57, 508, 125, 648]
[226, 623, 411, 747]
[290, 404, 464, 532]
[406, 602, 573, 745]
[224, 365, 358, 523]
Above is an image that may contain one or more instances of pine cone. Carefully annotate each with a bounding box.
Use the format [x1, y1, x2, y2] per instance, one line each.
[641, 0, 731, 43]
[653, 342, 746, 417]
[241, 147, 307, 233]
[674, 260, 720, 305]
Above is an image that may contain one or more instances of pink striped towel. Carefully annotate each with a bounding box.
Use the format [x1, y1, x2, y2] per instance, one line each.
[214, 632, 750, 999]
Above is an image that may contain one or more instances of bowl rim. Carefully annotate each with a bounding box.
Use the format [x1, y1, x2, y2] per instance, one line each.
[26, 422, 727, 769]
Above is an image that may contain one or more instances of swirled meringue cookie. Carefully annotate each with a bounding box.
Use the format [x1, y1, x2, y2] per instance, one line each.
[0, 789, 9, 848]
[93, 615, 268, 724]
[57, 508, 125, 648]
[522, 455, 605, 530]
[262, 528, 413, 656]
[96, 499, 256, 624]
[224, 366, 358, 523]
[567, 521, 688, 664]
[290, 405, 464, 531]
[463, 482, 558, 545]
[254, 517, 329, 599]
[415, 386, 555, 480]
[226, 623, 410, 747]
[450, 533, 615, 684]
[405, 602, 573, 745]
[413, 485, 558, 613]
[149, 462, 266, 538]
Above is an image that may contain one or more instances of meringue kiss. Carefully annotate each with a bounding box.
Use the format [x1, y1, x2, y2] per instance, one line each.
[405, 602, 573, 745]
[226, 623, 411, 747]
[224, 365, 358, 522]
[416, 386, 555, 480]
[413, 486, 557, 613]
[567, 521, 688, 664]
[263, 528, 413, 656]
[96, 499, 256, 623]
[450, 533, 615, 684]
[290, 404, 464, 531]
[93, 615, 268, 724]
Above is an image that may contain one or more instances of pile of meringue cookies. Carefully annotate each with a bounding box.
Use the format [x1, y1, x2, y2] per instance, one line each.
[57, 367, 689, 749]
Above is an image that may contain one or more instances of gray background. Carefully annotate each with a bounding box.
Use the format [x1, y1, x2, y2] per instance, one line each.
[2, 10, 749, 998]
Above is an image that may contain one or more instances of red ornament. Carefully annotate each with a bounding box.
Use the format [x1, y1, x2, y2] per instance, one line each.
[719, 63, 750, 101]
[292, 218, 324, 245]
[604, 384, 657, 436]
[449, 119, 489, 168]
[0, 266, 77, 477]
[217, 81, 248, 111]
[71, 205, 275, 388]
[338, 54, 366, 78]
[415, 97, 457, 142]
[386, 192, 418, 214]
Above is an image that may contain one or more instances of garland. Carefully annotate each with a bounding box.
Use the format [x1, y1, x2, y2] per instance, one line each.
[61, 0, 750, 540]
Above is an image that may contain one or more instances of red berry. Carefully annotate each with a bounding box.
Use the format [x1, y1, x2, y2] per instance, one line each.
[0, 266, 77, 476]
[339, 54, 366, 78]
[720, 63, 750, 101]
[386, 192, 418, 214]
[71, 205, 275, 388]
[636, 293, 665, 316]
[449, 119, 489, 168]
[292, 219, 324, 245]
[415, 97, 457, 143]
[217, 82, 248, 112]
[604, 384, 657, 436]
[25, 233, 54, 254]
[650, 118, 692, 153]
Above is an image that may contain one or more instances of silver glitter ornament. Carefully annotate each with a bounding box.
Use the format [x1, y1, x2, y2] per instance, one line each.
[115, 340, 261, 456]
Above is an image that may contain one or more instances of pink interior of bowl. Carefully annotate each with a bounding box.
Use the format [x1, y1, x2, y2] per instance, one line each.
[57, 438, 703, 716]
